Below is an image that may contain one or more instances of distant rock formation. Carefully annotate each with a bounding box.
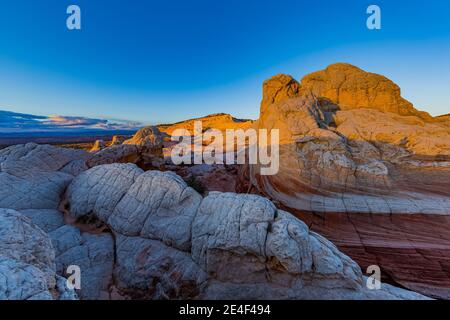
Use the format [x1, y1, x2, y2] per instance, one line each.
[123, 126, 163, 147]
[88, 126, 164, 169]
[90, 139, 106, 152]
[158, 113, 254, 136]
[110, 135, 126, 146]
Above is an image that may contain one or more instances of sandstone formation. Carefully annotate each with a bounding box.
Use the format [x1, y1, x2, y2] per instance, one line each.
[295, 211, 450, 300]
[242, 64, 450, 215]
[0, 144, 432, 299]
[300, 63, 434, 121]
[0, 209, 77, 300]
[90, 140, 106, 152]
[110, 135, 126, 146]
[0, 144, 115, 300]
[158, 113, 254, 136]
[0, 63, 447, 301]
[88, 126, 164, 169]
[0, 139, 428, 300]
[237, 63, 450, 298]
[63, 163, 427, 300]
[0, 208, 114, 300]
[0, 143, 91, 210]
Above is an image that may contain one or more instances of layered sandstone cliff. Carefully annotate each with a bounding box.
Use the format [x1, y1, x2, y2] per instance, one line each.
[237, 63, 450, 299]
[241, 63, 450, 215]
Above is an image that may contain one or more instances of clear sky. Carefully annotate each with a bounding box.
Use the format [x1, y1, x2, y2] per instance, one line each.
[0, 0, 449, 126]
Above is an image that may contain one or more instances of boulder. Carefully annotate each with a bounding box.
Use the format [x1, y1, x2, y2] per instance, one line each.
[87, 126, 164, 169]
[0, 208, 77, 300]
[111, 135, 127, 145]
[0, 256, 69, 300]
[19, 209, 65, 233]
[0, 143, 90, 210]
[50, 226, 114, 300]
[0, 209, 55, 281]
[114, 234, 206, 299]
[90, 140, 106, 152]
[67, 164, 202, 251]
[65, 164, 428, 300]
[15, 207, 114, 300]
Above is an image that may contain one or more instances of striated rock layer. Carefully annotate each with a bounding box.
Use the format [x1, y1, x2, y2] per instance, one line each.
[243, 64, 450, 216]
[237, 63, 450, 299]
[295, 211, 450, 300]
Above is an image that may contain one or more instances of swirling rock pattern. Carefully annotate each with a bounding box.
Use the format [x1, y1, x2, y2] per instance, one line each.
[241, 64, 450, 215]
[237, 63, 450, 299]
[65, 163, 427, 300]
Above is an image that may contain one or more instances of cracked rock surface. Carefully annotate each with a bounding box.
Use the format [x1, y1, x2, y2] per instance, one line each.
[64, 163, 428, 300]
[0, 143, 90, 210]
[0, 209, 76, 300]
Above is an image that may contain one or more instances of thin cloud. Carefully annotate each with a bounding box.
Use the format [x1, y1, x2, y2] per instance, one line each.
[0, 110, 142, 133]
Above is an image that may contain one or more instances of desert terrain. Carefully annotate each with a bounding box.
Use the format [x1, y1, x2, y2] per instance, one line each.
[1, 64, 448, 300]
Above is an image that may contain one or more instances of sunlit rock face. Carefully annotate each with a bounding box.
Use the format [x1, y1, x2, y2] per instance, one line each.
[236, 63, 450, 299]
[239, 63, 450, 215]
[300, 63, 434, 121]
[90, 140, 106, 153]
[87, 126, 164, 170]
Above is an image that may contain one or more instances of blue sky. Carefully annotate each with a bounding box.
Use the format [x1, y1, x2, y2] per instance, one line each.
[0, 0, 449, 127]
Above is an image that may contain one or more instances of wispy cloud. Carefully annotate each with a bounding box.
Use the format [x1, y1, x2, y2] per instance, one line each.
[0, 110, 142, 133]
